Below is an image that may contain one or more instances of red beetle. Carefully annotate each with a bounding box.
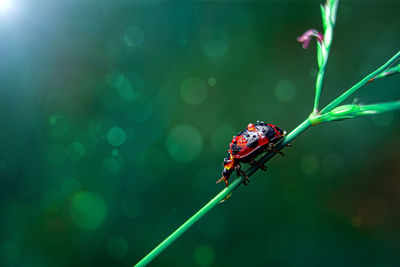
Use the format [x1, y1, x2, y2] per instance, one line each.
[217, 121, 286, 186]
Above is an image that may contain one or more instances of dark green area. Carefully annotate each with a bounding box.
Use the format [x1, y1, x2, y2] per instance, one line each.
[0, 0, 399, 266]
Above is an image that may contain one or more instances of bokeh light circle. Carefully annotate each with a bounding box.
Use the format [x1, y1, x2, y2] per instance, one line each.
[107, 127, 126, 147]
[96, 118, 115, 140]
[124, 26, 144, 47]
[180, 77, 207, 105]
[370, 112, 394, 127]
[70, 191, 107, 230]
[105, 72, 125, 88]
[274, 79, 297, 103]
[300, 154, 319, 175]
[49, 116, 69, 139]
[49, 115, 57, 125]
[65, 142, 85, 161]
[203, 39, 229, 58]
[208, 77, 216, 87]
[193, 245, 215, 266]
[166, 124, 203, 163]
[177, 36, 187, 47]
[117, 79, 142, 101]
[352, 216, 363, 228]
[112, 148, 119, 156]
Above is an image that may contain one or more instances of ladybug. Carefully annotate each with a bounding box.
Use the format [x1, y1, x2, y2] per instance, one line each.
[216, 121, 286, 187]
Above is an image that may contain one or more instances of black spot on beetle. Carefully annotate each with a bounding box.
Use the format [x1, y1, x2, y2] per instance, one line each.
[264, 125, 276, 139]
[247, 138, 258, 148]
[275, 126, 283, 134]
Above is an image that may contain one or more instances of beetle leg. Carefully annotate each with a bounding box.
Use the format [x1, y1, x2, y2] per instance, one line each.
[216, 176, 229, 187]
[249, 160, 267, 171]
[235, 165, 250, 185]
[239, 170, 250, 185]
[267, 143, 285, 157]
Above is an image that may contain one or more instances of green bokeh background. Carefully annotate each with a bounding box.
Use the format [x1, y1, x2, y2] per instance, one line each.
[1, 0, 399, 266]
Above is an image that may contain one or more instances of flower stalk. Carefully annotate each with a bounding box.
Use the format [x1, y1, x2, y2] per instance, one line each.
[298, 0, 339, 115]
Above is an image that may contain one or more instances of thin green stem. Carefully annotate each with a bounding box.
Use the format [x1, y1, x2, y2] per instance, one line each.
[313, 64, 326, 113]
[135, 178, 242, 267]
[312, 0, 338, 113]
[360, 101, 400, 113]
[321, 51, 400, 114]
[310, 101, 400, 125]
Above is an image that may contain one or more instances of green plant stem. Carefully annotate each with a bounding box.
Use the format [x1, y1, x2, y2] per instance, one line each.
[361, 101, 400, 114]
[313, 63, 327, 114]
[321, 51, 400, 114]
[135, 178, 242, 267]
[310, 101, 400, 125]
[135, 119, 312, 267]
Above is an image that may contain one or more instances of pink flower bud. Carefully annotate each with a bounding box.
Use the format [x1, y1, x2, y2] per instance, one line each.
[297, 29, 324, 49]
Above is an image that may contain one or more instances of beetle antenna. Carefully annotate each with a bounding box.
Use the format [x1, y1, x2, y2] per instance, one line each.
[216, 177, 224, 184]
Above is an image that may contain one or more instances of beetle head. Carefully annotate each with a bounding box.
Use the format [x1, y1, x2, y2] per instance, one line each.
[223, 154, 235, 170]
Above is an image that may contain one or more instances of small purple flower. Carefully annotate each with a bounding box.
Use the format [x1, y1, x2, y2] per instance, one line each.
[297, 29, 324, 49]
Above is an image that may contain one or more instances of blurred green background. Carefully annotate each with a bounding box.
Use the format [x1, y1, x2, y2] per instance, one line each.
[0, 0, 399, 266]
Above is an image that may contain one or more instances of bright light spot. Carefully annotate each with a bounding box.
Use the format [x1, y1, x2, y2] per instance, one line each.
[0, 0, 12, 12]
[180, 77, 207, 105]
[0, 0, 16, 17]
[107, 127, 126, 147]
[208, 77, 216, 87]
[166, 124, 203, 163]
